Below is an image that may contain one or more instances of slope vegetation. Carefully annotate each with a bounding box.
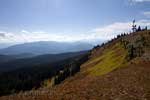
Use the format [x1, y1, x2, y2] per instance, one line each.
[85, 42, 127, 76]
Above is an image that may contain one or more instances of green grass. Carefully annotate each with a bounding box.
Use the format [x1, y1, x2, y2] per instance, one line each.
[87, 43, 127, 76]
[42, 79, 53, 88]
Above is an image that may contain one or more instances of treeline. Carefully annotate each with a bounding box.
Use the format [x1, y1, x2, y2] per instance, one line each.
[0, 53, 89, 96]
[93, 25, 148, 50]
[0, 61, 63, 96]
[49, 53, 89, 86]
[135, 26, 148, 32]
[92, 32, 129, 51]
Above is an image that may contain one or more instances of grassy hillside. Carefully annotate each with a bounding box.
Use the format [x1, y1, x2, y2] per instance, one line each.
[86, 43, 127, 76]
[82, 30, 150, 76]
[0, 30, 150, 100]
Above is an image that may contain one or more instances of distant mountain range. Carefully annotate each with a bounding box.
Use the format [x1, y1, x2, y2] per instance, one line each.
[0, 53, 36, 64]
[0, 41, 93, 56]
[0, 55, 16, 63]
[0, 43, 14, 49]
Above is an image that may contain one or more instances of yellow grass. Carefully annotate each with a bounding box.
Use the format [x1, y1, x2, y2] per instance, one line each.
[87, 43, 127, 76]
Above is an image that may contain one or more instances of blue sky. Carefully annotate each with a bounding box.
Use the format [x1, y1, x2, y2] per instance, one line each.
[0, 0, 150, 45]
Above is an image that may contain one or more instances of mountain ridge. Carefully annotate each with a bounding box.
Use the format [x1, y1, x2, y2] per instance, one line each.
[0, 41, 93, 55]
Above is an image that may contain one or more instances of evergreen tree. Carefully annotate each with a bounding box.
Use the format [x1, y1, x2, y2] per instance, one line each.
[137, 26, 141, 32]
[132, 20, 136, 32]
[145, 26, 147, 30]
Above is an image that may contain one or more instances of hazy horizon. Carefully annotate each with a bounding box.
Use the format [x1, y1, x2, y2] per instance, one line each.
[0, 0, 150, 46]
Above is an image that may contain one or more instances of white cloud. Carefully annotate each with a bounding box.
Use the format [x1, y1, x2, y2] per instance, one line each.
[131, 0, 150, 2]
[21, 30, 29, 34]
[0, 19, 150, 44]
[91, 22, 132, 40]
[129, 0, 150, 5]
[88, 19, 150, 41]
[143, 11, 150, 18]
[90, 19, 150, 41]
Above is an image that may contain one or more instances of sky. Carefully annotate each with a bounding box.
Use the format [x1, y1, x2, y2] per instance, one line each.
[0, 0, 150, 46]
